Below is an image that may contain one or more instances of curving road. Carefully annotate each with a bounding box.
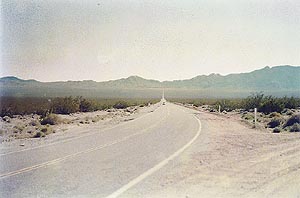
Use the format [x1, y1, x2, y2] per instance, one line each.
[0, 103, 201, 197]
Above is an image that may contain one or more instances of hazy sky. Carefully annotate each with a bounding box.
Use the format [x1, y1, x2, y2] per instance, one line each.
[1, 0, 300, 82]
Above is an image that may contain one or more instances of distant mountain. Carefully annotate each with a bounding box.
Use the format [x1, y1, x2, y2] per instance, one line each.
[101, 76, 162, 88]
[1, 65, 299, 98]
[0, 76, 38, 83]
[161, 66, 300, 89]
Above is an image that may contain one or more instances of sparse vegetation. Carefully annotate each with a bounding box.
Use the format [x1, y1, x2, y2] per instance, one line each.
[273, 127, 281, 133]
[290, 123, 300, 132]
[113, 101, 129, 109]
[170, 93, 300, 133]
[268, 112, 281, 118]
[29, 120, 39, 126]
[267, 118, 282, 128]
[170, 93, 300, 115]
[284, 114, 300, 128]
[40, 126, 54, 135]
[242, 113, 254, 120]
[0, 96, 160, 117]
[51, 97, 80, 114]
[33, 131, 45, 138]
[40, 114, 61, 125]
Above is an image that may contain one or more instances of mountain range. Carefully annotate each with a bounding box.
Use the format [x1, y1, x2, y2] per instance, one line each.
[1, 65, 299, 98]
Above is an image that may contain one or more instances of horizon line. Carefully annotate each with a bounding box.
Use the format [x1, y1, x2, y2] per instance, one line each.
[1, 65, 298, 83]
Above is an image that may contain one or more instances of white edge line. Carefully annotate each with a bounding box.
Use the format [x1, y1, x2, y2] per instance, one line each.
[104, 114, 202, 198]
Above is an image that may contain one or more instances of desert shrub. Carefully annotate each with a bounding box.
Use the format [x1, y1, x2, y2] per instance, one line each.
[267, 118, 281, 128]
[243, 93, 292, 114]
[51, 97, 80, 114]
[79, 98, 94, 112]
[243, 92, 264, 111]
[242, 113, 254, 120]
[282, 109, 294, 116]
[13, 124, 25, 132]
[113, 101, 129, 109]
[290, 123, 300, 132]
[280, 96, 300, 109]
[0, 97, 51, 117]
[190, 100, 204, 107]
[286, 110, 294, 116]
[40, 127, 48, 133]
[269, 112, 281, 118]
[29, 120, 39, 126]
[0, 96, 160, 116]
[273, 127, 281, 133]
[33, 131, 45, 138]
[91, 117, 100, 123]
[40, 126, 54, 134]
[40, 114, 61, 125]
[3, 116, 11, 122]
[284, 114, 300, 128]
[259, 96, 284, 114]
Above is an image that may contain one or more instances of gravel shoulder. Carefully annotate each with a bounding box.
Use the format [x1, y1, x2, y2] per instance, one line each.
[124, 105, 300, 198]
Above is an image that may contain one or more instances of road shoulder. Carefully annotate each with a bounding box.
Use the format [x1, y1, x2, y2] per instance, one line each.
[123, 105, 300, 198]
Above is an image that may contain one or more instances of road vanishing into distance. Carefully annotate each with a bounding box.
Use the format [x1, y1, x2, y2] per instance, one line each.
[0, 103, 201, 197]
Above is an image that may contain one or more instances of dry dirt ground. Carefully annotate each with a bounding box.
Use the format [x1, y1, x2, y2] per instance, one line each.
[126, 107, 300, 198]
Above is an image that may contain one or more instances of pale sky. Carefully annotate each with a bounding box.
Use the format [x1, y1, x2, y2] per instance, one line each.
[1, 0, 300, 82]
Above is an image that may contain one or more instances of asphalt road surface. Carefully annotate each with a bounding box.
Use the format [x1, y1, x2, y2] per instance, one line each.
[0, 102, 201, 197]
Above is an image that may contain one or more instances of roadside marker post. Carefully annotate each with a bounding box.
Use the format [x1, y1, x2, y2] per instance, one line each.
[218, 105, 221, 113]
[254, 108, 257, 128]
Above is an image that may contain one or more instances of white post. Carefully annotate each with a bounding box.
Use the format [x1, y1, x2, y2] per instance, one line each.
[254, 108, 257, 128]
[218, 105, 221, 113]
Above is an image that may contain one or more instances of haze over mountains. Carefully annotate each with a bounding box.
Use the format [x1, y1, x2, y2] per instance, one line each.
[1, 65, 299, 98]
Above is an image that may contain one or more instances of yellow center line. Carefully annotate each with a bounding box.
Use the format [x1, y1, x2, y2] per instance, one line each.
[0, 106, 170, 180]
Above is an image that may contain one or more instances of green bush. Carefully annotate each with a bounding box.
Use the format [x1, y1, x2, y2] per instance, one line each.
[242, 93, 295, 114]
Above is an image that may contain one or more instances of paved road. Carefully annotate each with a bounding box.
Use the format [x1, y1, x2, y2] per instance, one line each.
[0, 103, 201, 197]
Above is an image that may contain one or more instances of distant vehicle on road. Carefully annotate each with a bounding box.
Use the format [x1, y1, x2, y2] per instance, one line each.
[162, 90, 166, 105]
